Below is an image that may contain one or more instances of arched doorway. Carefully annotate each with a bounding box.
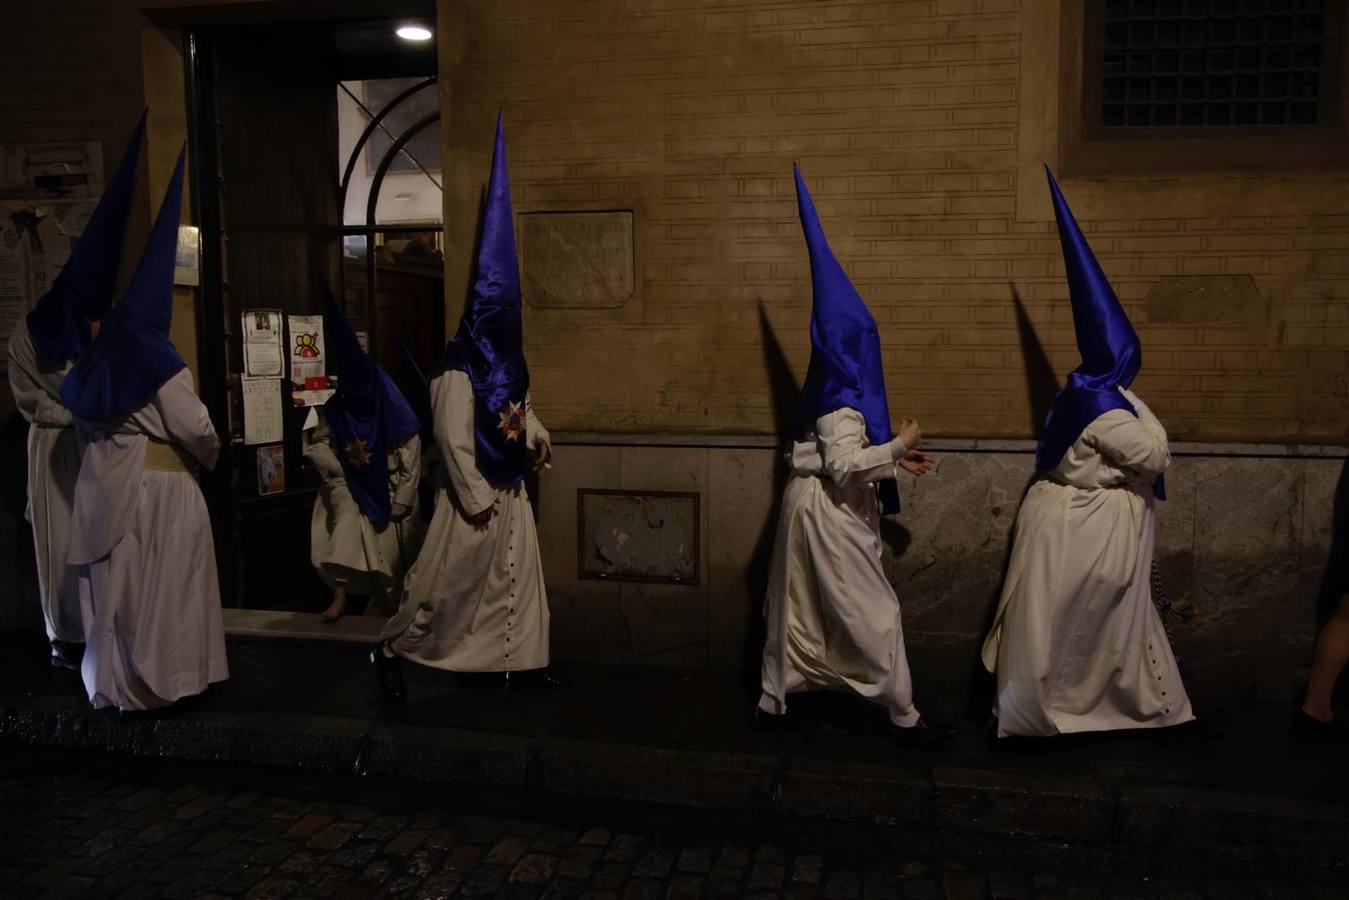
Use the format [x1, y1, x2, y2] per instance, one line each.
[185, 15, 444, 613]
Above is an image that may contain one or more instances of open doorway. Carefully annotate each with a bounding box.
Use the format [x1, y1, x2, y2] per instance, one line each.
[185, 13, 443, 613]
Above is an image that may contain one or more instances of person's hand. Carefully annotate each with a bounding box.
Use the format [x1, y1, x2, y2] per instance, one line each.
[897, 418, 922, 450]
[533, 438, 552, 472]
[466, 505, 495, 529]
[898, 449, 937, 477]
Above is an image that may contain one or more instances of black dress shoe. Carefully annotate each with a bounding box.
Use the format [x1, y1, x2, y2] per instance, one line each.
[1292, 708, 1339, 741]
[752, 706, 818, 733]
[506, 668, 569, 690]
[891, 715, 956, 747]
[49, 640, 84, 671]
[370, 645, 406, 701]
[1154, 713, 1226, 744]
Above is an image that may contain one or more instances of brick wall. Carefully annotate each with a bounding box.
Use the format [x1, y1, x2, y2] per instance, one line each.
[1, 2, 138, 153]
[0, 0, 198, 629]
[442, 0, 1349, 443]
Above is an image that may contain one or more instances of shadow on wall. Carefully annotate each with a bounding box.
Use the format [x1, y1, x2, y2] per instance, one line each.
[962, 285, 1061, 718]
[1013, 285, 1060, 436]
[740, 304, 799, 688]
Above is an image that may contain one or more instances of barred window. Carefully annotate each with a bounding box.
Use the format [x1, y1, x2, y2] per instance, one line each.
[1090, 0, 1340, 129]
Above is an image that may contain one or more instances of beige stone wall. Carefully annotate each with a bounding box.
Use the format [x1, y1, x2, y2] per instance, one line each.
[439, 0, 1349, 443]
[0, 1, 197, 376]
[0, 0, 196, 629]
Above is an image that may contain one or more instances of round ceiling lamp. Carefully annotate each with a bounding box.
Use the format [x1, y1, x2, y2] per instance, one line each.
[396, 24, 433, 42]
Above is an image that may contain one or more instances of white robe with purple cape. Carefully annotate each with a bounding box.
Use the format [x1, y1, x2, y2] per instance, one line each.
[759, 407, 920, 727]
[382, 369, 550, 672]
[304, 414, 423, 613]
[982, 390, 1193, 737]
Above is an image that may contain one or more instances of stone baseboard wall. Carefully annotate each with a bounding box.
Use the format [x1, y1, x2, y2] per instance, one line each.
[539, 434, 1348, 710]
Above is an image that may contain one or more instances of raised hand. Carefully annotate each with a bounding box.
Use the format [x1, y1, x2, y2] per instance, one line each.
[899, 449, 937, 477]
[533, 438, 552, 472]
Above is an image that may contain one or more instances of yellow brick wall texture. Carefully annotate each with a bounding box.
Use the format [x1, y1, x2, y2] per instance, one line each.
[1, 2, 129, 149]
[448, 0, 1349, 442]
[0, 1, 198, 379]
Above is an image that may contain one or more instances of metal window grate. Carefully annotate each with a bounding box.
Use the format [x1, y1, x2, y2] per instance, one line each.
[1101, 0, 1327, 127]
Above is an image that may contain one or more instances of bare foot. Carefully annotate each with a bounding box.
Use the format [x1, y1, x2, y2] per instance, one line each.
[320, 588, 347, 624]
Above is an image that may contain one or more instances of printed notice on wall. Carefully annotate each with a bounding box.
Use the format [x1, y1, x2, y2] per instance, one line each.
[0, 141, 103, 199]
[256, 445, 285, 496]
[287, 313, 333, 406]
[0, 199, 98, 363]
[242, 309, 284, 378]
[174, 225, 200, 286]
[0, 137, 105, 359]
[241, 376, 283, 445]
[0, 218, 26, 361]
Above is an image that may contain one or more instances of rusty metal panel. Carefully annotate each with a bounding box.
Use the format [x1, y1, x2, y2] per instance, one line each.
[577, 489, 699, 585]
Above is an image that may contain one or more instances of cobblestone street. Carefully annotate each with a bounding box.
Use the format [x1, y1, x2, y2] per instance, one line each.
[1, 749, 1344, 900]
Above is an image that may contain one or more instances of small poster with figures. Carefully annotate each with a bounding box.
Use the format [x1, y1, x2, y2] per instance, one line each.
[287, 313, 334, 406]
[256, 444, 285, 496]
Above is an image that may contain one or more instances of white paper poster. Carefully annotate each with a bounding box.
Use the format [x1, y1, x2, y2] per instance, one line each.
[0, 138, 105, 360]
[241, 376, 283, 445]
[242, 309, 284, 378]
[287, 314, 324, 382]
[34, 200, 96, 281]
[287, 313, 334, 406]
[0, 218, 27, 355]
[0, 199, 98, 359]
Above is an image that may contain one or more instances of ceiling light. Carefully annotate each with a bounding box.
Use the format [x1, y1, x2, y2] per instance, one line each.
[396, 24, 433, 42]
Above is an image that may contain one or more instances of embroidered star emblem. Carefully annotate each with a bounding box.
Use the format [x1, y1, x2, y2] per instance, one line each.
[497, 400, 526, 442]
[344, 437, 372, 467]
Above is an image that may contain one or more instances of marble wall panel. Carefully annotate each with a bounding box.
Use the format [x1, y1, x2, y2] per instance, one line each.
[541, 439, 1344, 704]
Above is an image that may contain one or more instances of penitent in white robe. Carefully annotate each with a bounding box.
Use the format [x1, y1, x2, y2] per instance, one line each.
[981, 389, 1194, 738]
[759, 408, 920, 727]
[6, 318, 83, 643]
[383, 369, 550, 672]
[303, 415, 423, 614]
[69, 367, 228, 711]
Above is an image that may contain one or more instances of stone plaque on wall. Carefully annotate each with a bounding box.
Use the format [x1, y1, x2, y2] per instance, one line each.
[519, 211, 633, 309]
[577, 489, 699, 584]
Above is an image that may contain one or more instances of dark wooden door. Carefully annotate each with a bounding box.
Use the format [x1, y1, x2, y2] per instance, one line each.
[190, 28, 340, 612]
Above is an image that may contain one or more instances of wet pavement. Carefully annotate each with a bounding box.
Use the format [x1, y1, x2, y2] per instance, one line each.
[2, 629, 1348, 892]
[3, 630, 1344, 800]
[3, 748, 1347, 900]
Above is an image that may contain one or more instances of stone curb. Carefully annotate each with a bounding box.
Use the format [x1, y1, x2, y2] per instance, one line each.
[2, 700, 1346, 869]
